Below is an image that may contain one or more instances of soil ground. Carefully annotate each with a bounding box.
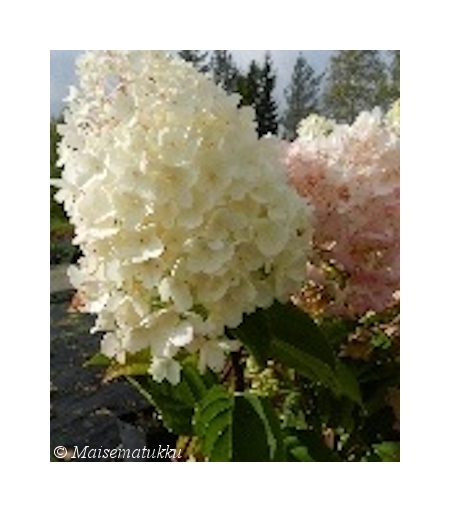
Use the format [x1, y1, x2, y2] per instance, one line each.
[50, 274, 176, 462]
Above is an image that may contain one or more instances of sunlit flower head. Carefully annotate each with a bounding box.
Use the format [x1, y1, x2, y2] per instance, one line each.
[54, 50, 313, 384]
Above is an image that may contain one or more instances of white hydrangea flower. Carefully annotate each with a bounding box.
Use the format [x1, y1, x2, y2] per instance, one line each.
[150, 357, 181, 385]
[55, 50, 313, 383]
[297, 113, 336, 139]
[385, 99, 400, 134]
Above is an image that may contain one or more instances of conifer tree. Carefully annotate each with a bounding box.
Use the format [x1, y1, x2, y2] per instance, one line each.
[255, 52, 279, 136]
[178, 50, 209, 72]
[238, 60, 260, 107]
[323, 50, 388, 122]
[210, 50, 240, 93]
[390, 50, 400, 99]
[283, 52, 322, 140]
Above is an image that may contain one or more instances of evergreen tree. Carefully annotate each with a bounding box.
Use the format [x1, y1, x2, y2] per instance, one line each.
[283, 52, 322, 140]
[255, 52, 279, 136]
[178, 50, 209, 72]
[235, 54, 278, 137]
[210, 50, 240, 93]
[390, 50, 400, 99]
[237, 60, 260, 107]
[323, 50, 389, 123]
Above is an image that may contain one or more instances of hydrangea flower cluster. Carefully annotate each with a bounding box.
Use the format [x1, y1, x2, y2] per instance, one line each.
[54, 51, 313, 384]
[285, 102, 400, 318]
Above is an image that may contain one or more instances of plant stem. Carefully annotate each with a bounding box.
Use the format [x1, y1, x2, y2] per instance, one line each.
[231, 351, 245, 392]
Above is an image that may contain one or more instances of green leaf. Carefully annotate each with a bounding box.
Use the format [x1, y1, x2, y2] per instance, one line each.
[285, 429, 340, 462]
[271, 337, 337, 390]
[231, 302, 336, 372]
[372, 441, 400, 462]
[228, 308, 271, 367]
[83, 352, 111, 368]
[125, 361, 219, 436]
[194, 386, 286, 462]
[370, 332, 392, 349]
[127, 377, 194, 435]
[363, 454, 382, 462]
[282, 392, 308, 430]
[104, 363, 150, 381]
[265, 304, 362, 404]
[258, 396, 288, 461]
[127, 368, 199, 435]
[89, 348, 152, 380]
[265, 301, 336, 369]
[334, 360, 363, 405]
[231, 301, 340, 392]
[233, 393, 287, 461]
[320, 317, 357, 348]
[194, 386, 233, 461]
[232, 394, 271, 461]
[180, 362, 210, 402]
[286, 440, 315, 462]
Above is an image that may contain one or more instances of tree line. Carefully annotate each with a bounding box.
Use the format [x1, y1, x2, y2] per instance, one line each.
[178, 50, 400, 140]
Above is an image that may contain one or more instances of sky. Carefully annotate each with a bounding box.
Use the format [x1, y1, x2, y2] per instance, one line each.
[50, 50, 334, 117]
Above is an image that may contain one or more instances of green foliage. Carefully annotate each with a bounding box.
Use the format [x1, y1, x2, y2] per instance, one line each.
[237, 60, 260, 108]
[50, 239, 78, 265]
[210, 49, 280, 138]
[83, 352, 111, 367]
[235, 54, 279, 136]
[266, 301, 336, 368]
[231, 301, 348, 397]
[335, 360, 363, 406]
[127, 375, 196, 435]
[126, 363, 215, 436]
[178, 50, 209, 73]
[194, 386, 286, 461]
[50, 118, 70, 242]
[323, 51, 390, 122]
[228, 307, 271, 366]
[210, 50, 240, 94]
[254, 52, 279, 136]
[370, 441, 400, 462]
[285, 429, 339, 462]
[90, 299, 398, 462]
[193, 385, 233, 461]
[283, 52, 322, 140]
[388, 50, 400, 101]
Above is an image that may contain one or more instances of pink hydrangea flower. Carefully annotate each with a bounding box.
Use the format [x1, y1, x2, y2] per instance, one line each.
[285, 105, 400, 318]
